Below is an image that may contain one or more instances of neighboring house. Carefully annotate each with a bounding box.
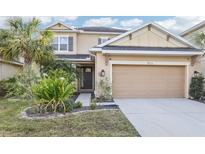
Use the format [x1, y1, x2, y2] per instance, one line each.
[180, 21, 205, 75]
[0, 58, 23, 80]
[48, 22, 202, 99]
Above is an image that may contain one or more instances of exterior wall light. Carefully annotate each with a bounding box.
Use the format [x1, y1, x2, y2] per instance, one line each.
[100, 69, 105, 77]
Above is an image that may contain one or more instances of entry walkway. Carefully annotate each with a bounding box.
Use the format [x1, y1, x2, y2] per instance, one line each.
[75, 93, 91, 106]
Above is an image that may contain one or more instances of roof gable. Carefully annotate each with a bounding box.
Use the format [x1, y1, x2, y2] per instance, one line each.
[97, 22, 197, 49]
[180, 20, 205, 37]
[46, 22, 75, 31]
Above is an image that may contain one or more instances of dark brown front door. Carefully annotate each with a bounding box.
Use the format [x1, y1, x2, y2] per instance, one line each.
[81, 67, 92, 89]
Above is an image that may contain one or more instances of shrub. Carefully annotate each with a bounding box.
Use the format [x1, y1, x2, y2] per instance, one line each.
[0, 69, 39, 99]
[189, 72, 204, 100]
[74, 101, 83, 109]
[0, 77, 16, 97]
[46, 69, 75, 83]
[90, 99, 97, 110]
[41, 60, 78, 82]
[32, 70, 75, 113]
[98, 78, 112, 102]
[60, 100, 74, 113]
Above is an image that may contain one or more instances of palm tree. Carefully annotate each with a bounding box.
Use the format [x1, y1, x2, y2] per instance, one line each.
[192, 31, 205, 49]
[0, 17, 54, 67]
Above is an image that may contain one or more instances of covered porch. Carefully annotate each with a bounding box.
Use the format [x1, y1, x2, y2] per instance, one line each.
[56, 54, 95, 93]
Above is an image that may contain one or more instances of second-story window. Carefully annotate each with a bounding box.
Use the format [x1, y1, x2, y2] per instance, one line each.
[60, 37, 68, 51]
[52, 37, 58, 50]
[52, 36, 73, 52]
[98, 37, 109, 45]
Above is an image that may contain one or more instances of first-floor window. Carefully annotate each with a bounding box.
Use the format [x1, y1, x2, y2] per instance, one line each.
[52, 36, 73, 52]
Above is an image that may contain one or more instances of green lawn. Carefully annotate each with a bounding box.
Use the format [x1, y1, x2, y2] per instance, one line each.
[0, 99, 139, 137]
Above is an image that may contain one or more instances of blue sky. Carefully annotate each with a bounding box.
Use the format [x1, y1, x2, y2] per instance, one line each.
[52, 16, 173, 28]
[0, 16, 205, 34]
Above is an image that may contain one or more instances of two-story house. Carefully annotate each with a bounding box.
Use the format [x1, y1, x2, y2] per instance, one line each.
[48, 22, 202, 99]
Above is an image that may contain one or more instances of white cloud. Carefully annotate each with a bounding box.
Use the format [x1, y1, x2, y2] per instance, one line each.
[0, 16, 79, 29]
[20, 16, 52, 24]
[55, 16, 78, 22]
[0, 16, 9, 28]
[64, 16, 78, 21]
[83, 17, 118, 27]
[37, 16, 52, 23]
[120, 18, 143, 29]
[156, 16, 205, 33]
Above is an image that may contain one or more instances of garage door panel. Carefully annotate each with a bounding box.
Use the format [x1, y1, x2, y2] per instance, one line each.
[112, 65, 185, 98]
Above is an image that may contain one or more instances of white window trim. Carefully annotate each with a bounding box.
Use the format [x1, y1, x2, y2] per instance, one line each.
[53, 35, 73, 52]
[109, 60, 190, 98]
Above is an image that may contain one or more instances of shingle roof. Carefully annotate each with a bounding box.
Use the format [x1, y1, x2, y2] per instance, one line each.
[103, 45, 201, 52]
[77, 27, 127, 33]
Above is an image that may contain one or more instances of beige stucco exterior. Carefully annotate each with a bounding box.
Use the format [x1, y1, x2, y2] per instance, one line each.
[49, 23, 119, 55]
[0, 61, 22, 80]
[77, 33, 116, 54]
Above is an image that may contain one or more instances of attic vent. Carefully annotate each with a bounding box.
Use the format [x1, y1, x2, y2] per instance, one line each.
[58, 23, 61, 27]
[129, 34, 132, 40]
[167, 35, 170, 41]
[148, 25, 151, 31]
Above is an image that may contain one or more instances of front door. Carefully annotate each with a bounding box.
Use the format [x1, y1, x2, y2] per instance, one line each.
[80, 67, 92, 90]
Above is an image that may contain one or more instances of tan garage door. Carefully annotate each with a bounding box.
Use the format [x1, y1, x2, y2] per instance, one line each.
[112, 65, 185, 98]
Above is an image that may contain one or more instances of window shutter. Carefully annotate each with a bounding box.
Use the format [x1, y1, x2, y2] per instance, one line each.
[98, 38, 102, 45]
[68, 37, 73, 51]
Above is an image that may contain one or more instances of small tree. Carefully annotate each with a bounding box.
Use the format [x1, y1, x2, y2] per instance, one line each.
[189, 72, 204, 100]
[192, 32, 205, 49]
[98, 78, 112, 101]
[0, 17, 54, 67]
[40, 60, 78, 82]
[0, 69, 39, 99]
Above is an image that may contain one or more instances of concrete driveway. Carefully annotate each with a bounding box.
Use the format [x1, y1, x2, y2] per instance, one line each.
[115, 98, 205, 137]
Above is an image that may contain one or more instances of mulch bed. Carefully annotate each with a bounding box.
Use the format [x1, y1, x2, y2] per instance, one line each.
[21, 104, 119, 120]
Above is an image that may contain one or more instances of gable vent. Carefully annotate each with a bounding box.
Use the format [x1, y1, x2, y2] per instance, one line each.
[129, 34, 132, 40]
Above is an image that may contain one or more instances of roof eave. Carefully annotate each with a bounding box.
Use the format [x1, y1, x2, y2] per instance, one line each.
[180, 20, 205, 37]
[101, 50, 203, 56]
[0, 59, 24, 66]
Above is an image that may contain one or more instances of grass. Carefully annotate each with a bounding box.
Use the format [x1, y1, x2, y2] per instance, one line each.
[0, 99, 140, 137]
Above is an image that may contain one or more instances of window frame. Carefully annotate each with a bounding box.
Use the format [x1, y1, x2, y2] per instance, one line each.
[98, 37, 109, 45]
[52, 35, 73, 52]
